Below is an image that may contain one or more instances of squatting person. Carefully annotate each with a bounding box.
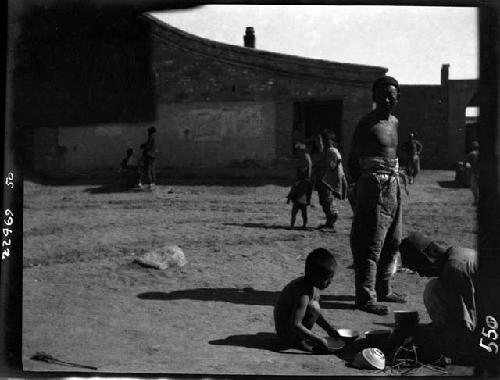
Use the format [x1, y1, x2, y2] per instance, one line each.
[399, 232, 478, 364]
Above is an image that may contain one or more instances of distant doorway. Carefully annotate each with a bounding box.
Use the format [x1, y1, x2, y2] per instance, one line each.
[293, 100, 343, 150]
[465, 106, 479, 155]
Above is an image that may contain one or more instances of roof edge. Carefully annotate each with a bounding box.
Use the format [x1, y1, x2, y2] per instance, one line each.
[143, 13, 388, 79]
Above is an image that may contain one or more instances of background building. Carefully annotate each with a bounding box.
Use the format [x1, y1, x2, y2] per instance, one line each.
[23, 14, 386, 179]
[396, 64, 478, 169]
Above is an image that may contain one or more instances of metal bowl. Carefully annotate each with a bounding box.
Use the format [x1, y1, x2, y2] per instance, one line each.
[352, 348, 385, 370]
[324, 336, 346, 352]
[337, 328, 360, 341]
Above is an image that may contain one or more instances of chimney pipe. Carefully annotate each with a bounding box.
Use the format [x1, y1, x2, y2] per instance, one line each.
[244, 27, 255, 48]
[441, 64, 450, 85]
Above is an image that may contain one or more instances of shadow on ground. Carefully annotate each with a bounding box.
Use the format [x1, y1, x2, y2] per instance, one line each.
[24, 171, 292, 188]
[84, 183, 143, 194]
[208, 331, 367, 363]
[209, 332, 282, 352]
[223, 222, 353, 233]
[437, 180, 464, 189]
[138, 287, 355, 309]
[223, 222, 296, 231]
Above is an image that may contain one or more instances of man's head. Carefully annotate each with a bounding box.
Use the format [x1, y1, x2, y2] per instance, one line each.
[409, 133, 414, 140]
[126, 148, 134, 156]
[148, 126, 156, 135]
[305, 248, 338, 289]
[399, 232, 448, 277]
[372, 75, 400, 114]
[471, 141, 479, 150]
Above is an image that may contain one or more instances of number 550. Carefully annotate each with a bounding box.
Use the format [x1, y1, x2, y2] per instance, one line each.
[480, 338, 499, 354]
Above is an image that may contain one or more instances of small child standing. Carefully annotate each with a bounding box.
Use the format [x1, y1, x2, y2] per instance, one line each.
[287, 180, 312, 229]
[287, 143, 313, 229]
[274, 248, 340, 353]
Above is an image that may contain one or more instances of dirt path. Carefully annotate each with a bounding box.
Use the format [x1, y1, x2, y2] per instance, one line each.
[22, 171, 476, 375]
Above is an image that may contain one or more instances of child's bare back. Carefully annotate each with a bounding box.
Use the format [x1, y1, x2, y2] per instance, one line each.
[273, 248, 340, 352]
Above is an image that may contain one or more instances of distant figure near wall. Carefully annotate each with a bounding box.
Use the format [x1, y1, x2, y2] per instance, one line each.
[142, 126, 158, 191]
[465, 141, 479, 205]
[402, 133, 423, 184]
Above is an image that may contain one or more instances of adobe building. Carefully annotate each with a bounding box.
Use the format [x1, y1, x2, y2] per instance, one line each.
[396, 64, 478, 169]
[24, 14, 387, 179]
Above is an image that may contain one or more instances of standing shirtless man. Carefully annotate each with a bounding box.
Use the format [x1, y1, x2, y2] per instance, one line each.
[347, 76, 407, 315]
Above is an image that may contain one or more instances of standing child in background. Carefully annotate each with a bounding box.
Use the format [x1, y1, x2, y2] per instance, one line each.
[402, 133, 423, 184]
[274, 248, 340, 353]
[312, 131, 346, 231]
[318, 130, 348, 230]
[287, 143, 313, 229]
[142, 126, 158, 191]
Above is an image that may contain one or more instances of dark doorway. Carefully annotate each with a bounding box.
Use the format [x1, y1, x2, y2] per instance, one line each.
[293, 100, 343, 150]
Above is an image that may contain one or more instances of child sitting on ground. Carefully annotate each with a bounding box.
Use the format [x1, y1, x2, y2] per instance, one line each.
[274, 248, 340, 353]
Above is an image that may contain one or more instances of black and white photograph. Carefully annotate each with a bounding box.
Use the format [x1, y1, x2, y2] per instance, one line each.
[2, 0, 500, 377]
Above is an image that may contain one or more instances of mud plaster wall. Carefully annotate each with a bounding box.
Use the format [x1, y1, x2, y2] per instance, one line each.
[150, 22, 384, 165]
[446, 80, 477, 165]
[397, 80, 477, 169]
[396, 85, 448, 169]
[157, 102, 275, 167]
[28, 17, 385, 178]
[41, 101, 274, 174]
[51, 124, 153, 174]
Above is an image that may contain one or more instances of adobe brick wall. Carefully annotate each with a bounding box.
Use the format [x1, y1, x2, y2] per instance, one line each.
[446, 80, 477, 164]
[29, 15, 386, 179]
[396, 80, 477, 169]
[396, 85, 448, 169]
[148, 16, 385, 169]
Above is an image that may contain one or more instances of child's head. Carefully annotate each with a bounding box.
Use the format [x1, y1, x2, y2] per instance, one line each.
[321, 130, 337, 148]
[305, 248, 338, 289]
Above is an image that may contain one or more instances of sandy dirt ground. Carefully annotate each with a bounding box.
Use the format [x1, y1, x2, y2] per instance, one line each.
[22, 170, 476, 376]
